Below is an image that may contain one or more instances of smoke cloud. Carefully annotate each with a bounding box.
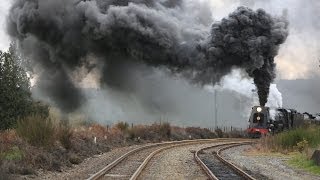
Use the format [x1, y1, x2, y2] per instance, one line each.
[205, 68, 283, 122]
[7, 0, 288, 111]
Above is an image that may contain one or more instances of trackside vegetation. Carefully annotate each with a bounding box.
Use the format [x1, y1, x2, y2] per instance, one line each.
[0, 46, 49, 130]
[261, 125, 320, 152]
[288, 153, 320, 175]
[259, 125, 320, 175]
[0, 118, 220, 177]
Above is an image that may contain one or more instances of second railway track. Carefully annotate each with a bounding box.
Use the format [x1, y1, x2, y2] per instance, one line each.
[195, 142, 256, 180]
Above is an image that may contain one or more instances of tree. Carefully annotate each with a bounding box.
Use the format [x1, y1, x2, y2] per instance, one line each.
[0, 45, 47, 130]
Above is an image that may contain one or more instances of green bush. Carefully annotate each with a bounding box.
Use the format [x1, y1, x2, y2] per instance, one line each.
[0, 47, 31, 130]
[16, 115, 55, 147]
[0, 46, 49, 130]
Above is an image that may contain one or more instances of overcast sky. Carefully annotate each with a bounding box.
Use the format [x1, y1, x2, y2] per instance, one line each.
[1, 0, 318, 125]
[0, 0, 319, 80]
[0, 1, 11, 51]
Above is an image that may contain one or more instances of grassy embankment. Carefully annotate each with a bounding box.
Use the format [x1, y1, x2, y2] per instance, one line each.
[2, 113, 239, 178]
[258, 124, 320, 175]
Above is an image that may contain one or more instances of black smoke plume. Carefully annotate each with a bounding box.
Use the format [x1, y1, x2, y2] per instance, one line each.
[7, 0, 288, 111]
[205, 7, 288, 106]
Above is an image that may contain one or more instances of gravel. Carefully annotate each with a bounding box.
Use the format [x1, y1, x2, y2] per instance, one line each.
[17, 140, 315, 180]
[102, 145, 172, 180]
[14, 145, 141, 180]
[200, 145, 244, 180]
[138, 141, 230, 180]
[222, 145, 320, 180]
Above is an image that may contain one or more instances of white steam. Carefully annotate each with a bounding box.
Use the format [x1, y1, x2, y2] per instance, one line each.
[205, 68, 283, 120]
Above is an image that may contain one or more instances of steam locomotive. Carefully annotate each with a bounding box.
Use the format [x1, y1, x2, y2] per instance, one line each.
[247, 106, 304, 138]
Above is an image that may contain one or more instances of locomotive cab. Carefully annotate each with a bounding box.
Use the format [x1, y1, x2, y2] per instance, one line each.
[247, 106, 270, 138]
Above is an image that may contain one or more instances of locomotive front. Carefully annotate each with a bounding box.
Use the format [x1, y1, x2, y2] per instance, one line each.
[247, 106, 270, 138]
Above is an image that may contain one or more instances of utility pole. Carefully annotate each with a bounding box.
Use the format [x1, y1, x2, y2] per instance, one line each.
[214, 89, 218, 129]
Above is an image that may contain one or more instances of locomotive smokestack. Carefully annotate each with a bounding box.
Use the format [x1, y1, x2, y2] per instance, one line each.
[7, 1, 288, 111]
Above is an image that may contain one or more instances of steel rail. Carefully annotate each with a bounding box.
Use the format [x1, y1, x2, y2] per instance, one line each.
[195, 141, 256, 180]
[129, 140, 218, 180]
[215, 143, 256, 180]
[87, 139, 222, 180]
[131, 140, 253, 180]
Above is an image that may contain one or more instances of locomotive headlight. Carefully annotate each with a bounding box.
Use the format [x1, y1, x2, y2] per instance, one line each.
[257, 116, 261, 121]
[257, 107, 262, 112]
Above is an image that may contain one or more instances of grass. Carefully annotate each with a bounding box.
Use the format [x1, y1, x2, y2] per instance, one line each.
[57, 122, 73, 150]
[260, 125, 320, 152]
[276, 126, 320, 149]
[288, 153, 320, 175]
[256, 125, 320, 176]
[1, 118, 221, 177]
[16, 114, 55, 147]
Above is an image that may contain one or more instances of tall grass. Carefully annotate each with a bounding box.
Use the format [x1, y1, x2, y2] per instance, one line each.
[16, 115, 55, 147]
[261, 125, 320, 152]
[58, 122, 73, 150]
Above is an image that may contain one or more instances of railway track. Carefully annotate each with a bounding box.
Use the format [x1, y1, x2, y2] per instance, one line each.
[195, 142, 256, 180]
[87, 139, 229, 180]
[88, 139, 252, 180]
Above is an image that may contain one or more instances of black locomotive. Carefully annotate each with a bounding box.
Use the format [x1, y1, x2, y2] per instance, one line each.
[247, 106, 304, 138]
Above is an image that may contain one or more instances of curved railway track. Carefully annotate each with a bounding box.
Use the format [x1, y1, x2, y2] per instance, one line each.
[87, 139, 226, 180]
[195, 142, 256, 180]
[87, 139, 253, 180]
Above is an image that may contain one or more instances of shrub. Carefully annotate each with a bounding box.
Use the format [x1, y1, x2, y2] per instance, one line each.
[215, 128, 224, 138]
[89, 124, 108, 137]
[0, 130, 18, 153]
[170, 126, 187, 140]
[16, 115, 55, 147]
[69, 153, 82, 164]
[186, 127, 216, 139]
[58, 122, 73, 150]
[296, 139, 309, 153]
[126, 123, 171, 141]
[159, 122, 171, 138]
[115, 122, 129, 132]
